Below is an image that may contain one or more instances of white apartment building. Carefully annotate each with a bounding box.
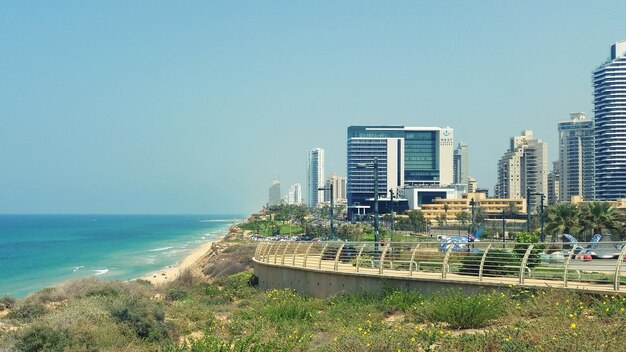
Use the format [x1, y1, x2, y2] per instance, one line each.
[495, 130, 548, 210]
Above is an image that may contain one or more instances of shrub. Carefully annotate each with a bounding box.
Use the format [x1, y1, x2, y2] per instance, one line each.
[85, 286, 119, 298]
[189, 335, 287, 352]
[173, 268, 195, 288]
[215, 272, 256, 300]
[459, 249, 520, 276]
[15, 325, 70, 352]
[0, 295, 16, 310]
[8, 302, 46, 322]
[167, 287, 189, 301]
[108, 299, 170, 341]
[265, 301, 313, 324]
[513, 231, 544, 268]
[382, 289, 424, 312]
[417, 291, 504, 329]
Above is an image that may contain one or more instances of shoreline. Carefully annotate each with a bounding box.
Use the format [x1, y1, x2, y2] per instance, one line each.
[139, 223, 240, 285]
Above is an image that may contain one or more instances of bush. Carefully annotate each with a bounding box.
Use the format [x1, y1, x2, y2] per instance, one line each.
[0, 295, 16, 310]
[513, 231, 544, 268]
[459, 249, 520, 276]
[382, 289, 424, 312]
[109, 299, 170, 341]
[215, 272, 256, 300]
[8, 302, 46, 322]
[417, 291, 504, 329]
[15, 325, 70, 352]
[167, 287, 189, 301]
[190, 335, 287, 352]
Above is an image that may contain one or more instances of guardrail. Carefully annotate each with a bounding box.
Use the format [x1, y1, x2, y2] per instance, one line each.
[254, 240, 626, 293]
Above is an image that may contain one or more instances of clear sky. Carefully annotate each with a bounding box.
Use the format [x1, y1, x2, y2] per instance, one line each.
[1, 1, 625, 215]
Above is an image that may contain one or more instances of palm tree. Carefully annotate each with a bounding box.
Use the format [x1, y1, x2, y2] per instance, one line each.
[579, 201, 616, 236]
[545, 203, 580, 241]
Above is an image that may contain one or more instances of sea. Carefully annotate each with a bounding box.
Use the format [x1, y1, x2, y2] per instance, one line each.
[0, 214, 243, 298]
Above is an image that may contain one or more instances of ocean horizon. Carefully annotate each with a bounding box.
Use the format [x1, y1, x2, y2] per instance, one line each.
[0, 214, 244, 298]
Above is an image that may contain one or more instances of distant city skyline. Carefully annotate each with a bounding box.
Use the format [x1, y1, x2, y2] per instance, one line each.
[2, 2, 626, 214]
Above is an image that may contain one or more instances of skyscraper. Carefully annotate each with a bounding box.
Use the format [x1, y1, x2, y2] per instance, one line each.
[268, 180, 281, 205]
[346, 126, 454, 214]
[495, 130, 548, 208]
[307, 148, 325, 207]
[558, 113, 594, 202]
[453, 143, 469, 185]
[288, 183, 302, 205]
[594, 41, 626, 200]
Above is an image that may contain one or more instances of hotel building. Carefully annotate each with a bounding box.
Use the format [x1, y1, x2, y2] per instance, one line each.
[346, 126, 454, 215]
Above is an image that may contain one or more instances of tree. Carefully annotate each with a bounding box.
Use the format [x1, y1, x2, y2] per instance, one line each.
[407, 210, 426, 233]
[579, 201, 616, 236]
[545, 203, 580, 240]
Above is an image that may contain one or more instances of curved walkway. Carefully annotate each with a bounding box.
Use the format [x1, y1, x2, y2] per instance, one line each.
[253, 240, 626, 296]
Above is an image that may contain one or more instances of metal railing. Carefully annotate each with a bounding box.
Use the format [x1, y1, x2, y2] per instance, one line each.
[254, 241, 626, 293]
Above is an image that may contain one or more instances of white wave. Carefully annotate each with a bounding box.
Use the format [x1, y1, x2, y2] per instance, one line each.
[73, 266, 85, 272]
[199, 218, 239, 223]
[148, 246, 173, 252]
[93, 268, 109, 276]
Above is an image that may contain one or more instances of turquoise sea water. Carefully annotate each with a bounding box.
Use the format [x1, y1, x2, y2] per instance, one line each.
[0, 214, 242, 298]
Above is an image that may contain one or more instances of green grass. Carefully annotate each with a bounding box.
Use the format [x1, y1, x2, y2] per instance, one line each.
[3, 243, 626, 351]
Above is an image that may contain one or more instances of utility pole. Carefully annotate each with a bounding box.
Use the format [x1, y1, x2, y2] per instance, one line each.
[541, 193, 546, 242]
[389, 188, 394, 233]
[526, 187, 531, 233]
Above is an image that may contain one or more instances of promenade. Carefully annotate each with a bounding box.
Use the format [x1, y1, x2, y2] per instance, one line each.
[253, 240, 626, 296]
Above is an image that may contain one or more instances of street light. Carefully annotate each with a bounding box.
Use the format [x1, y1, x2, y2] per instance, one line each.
[469, 198, 476, 241]
[389, 188, 394, 233]
[318, 182, 334, 240]
[356, 158, 380, 252]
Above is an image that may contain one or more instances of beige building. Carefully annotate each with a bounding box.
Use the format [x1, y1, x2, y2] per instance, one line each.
[420, 192, 526, 221]
[495, 130, 548, 211]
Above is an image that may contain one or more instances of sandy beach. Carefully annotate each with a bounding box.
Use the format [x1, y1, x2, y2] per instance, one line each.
[140, 236, 224, 285]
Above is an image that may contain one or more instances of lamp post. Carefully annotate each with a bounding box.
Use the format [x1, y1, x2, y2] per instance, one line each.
[389, 188, 394, 233]
[469, 198, 476, 241]
[526, 188, 531, 233]
[318, 183, 334, 240]
[502, 209, 506, 244]
[356, 158, 380, 254]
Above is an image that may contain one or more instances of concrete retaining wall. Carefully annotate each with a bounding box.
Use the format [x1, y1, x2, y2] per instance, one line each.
[253, 259, 504, 298]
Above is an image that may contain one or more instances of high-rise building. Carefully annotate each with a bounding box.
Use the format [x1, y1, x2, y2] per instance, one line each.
[558, 113, 594, 202]
[453, 143, 469, 185]
[495, 130, 548, 209]
[548, 161, 560, 205]
[325, 174, 347, 203]
[594, 41, 626, 200]
[268, 180, 281, 205]
[288, 183, 302, 205]
[346, 126, 454, 214]
[307, 148, 325, 207]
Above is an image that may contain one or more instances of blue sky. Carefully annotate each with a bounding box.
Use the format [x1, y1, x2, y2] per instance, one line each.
[1, 1, 625, 214]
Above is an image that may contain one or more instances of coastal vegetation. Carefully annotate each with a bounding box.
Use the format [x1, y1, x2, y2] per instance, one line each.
[1, 236, 626, 351]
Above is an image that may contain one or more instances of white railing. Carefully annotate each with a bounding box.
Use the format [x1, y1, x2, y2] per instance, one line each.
[254, 241, 626, 293]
